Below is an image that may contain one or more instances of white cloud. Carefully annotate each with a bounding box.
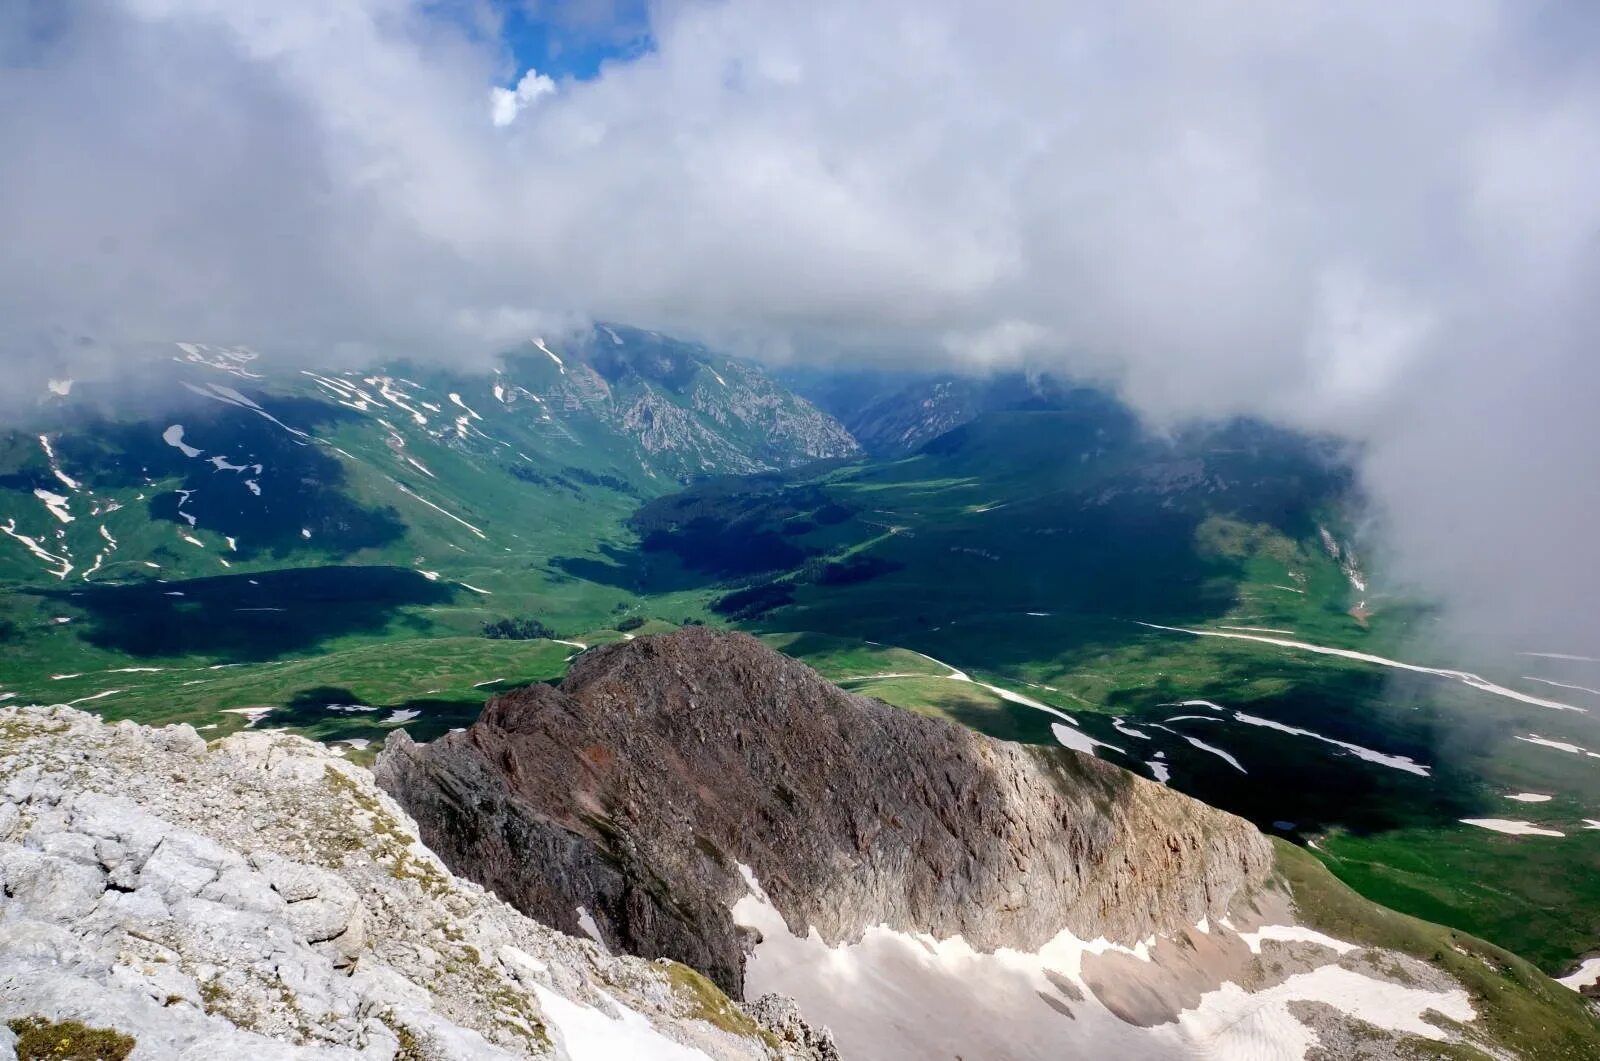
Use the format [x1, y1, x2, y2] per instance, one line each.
[491, 67, 556, 127]
[2, 0, 1599, 652]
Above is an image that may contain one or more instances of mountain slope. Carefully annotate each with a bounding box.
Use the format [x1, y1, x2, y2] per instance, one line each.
[0, 327, 856, 712]
[611, 403, 1600, 981]
[375, 627, 1273, 996]
[374, 628, 1600, 1060]
[0, 326, 855, 589]
[780, 367, 1109, 456]
[0, 704, 835, 1059]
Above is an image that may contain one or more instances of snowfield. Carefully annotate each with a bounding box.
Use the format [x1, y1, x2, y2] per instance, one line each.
[731, 864, 1474, 1060]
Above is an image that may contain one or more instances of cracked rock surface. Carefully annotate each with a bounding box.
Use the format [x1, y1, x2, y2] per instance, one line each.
[0, 706, 831, 1060]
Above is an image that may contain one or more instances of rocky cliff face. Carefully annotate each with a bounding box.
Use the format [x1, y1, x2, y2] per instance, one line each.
[543, 325, 860, 477]
[0, 706, 833, 1060]
[375, 628, 1275, 996]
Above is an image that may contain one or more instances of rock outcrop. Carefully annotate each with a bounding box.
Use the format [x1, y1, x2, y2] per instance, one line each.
[0, 706, 832, 1059]
[375, 628, 1275, 995]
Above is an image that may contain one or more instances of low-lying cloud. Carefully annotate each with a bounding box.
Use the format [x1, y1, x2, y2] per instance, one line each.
[2, 0, 1597, 654]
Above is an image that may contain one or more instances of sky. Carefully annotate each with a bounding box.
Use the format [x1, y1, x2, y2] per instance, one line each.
[0, 0, 1597, 655]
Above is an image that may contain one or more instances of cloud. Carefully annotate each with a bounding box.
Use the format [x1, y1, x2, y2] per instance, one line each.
[491, 67, 556, 126]
[1, 0, 1599, 654]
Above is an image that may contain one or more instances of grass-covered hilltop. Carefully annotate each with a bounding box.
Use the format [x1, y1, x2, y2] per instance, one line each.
[5, 330, 1600, 1001]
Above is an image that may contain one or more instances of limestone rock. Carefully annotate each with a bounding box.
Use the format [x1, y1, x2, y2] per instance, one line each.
[0, 704, 828, 1059]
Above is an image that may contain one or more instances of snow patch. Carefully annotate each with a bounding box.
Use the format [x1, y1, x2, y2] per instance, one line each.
[180, 381, 310, 440]
[1505, 792, 1553, 803]
[1232, 711, 1430, 776]
[1238, 925, 1359, 956]
[1459, 818, 1565, 837]
[1166, 699, 1228, 712]
[64, 689, 122, 706]
[530, 984, 708, 1061]
[1180, 735, 1247, 773]
[40, 435, 79, 490]
[1557, 958, 1600, 992]
[389, 480, 487, 539]
[162, 424, 202, 458]
[1050, 722, 1125, 757]
[1523, 676, 1600, 698]
[575, 907, 609, 952]
[532, 337, 565, 372]
[1152, 724, 1247, 773]
[2, 519, 72, 578]
[1515, 734, 1588, 755]
[1138, 623, 1587, 712]
[909, 648, 1079, 724]
[34, 489, 73, 524]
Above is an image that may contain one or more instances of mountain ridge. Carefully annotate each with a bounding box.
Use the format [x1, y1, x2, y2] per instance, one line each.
[375, 627, 1275, 995]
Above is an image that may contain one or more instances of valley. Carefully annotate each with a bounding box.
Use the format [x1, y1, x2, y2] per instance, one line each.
[4, 333, 1600, 1021]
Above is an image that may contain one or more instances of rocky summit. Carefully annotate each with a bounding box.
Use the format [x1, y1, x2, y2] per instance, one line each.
[374, 628, 1275, 993]
[0, 705, 832, 1060]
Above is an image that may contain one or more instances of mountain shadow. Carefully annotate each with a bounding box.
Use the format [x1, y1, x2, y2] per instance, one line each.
[40, 566, 454, 662]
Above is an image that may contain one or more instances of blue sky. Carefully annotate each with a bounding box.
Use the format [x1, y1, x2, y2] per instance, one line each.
[494, 0, 653, 81]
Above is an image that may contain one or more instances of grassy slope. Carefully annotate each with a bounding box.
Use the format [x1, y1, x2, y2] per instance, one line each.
[1276, 840, 1600, 1059]
[614, 413, 1600, 979]
[765, 630, 1600, 978]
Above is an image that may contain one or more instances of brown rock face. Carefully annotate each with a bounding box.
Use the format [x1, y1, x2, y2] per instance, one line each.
[375, 627, 1272, 995]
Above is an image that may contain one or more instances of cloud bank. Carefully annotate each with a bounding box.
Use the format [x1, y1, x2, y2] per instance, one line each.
[2, 0, 1598, 652]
